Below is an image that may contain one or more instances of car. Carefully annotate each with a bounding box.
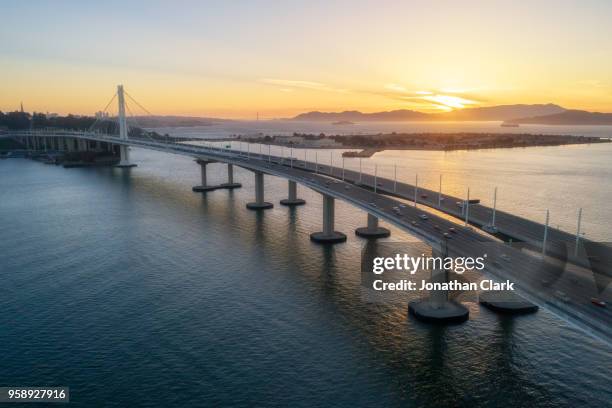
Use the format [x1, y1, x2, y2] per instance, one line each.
[456, 201, 465, 208]
[421, 193, 428, 198]
[370, 202, 377, 207]
[345, 185, 350, 190]
[443, 232, 452, 239]
[448, 227, 457, 233]
[411, 221, 418, 226]
[419, 214, 428, 220]
[399, 204, 407, 208]
[591, 298, 606, 307]
[433, 225, 440, 230]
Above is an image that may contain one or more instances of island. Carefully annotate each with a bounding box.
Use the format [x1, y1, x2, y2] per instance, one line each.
[205, 132, 609, 157]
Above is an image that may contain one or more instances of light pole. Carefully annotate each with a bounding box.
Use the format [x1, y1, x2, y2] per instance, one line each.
[464, 187, 470, 226]
[374, 165, 378, 193]
[542, 209, 549, 254]
[414, 174, 418, 207]
[359, 158, 362, 183]
[393, 164, 397, 193]
[491, 187, 497, 227]
[575, 208, 583, 256]
[438, 174, 442, 208]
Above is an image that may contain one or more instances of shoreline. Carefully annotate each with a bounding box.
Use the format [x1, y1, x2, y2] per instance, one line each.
[194, 134, 610, 157]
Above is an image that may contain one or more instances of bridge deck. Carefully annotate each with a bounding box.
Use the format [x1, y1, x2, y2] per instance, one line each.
[6, 131, 612, 343]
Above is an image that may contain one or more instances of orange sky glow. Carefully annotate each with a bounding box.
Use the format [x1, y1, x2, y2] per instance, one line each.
[1, 1, 611, 119]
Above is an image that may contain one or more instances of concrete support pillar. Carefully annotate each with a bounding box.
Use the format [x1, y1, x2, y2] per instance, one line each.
[220, 163, 241, 189]
[323, 196, 334, 235]
[116, 144, 136, 168]
[227, 163, 234, 184]
[408, 244, 469, 323]
[193, 160, 217, 192]
[280, 180, 306, 206]
[429, 266, 449, 307]
[201, 161, 208, 186]
[310, 194, 346, 243]
[355, 213, 391, 238]
[246, 171, 273, 209]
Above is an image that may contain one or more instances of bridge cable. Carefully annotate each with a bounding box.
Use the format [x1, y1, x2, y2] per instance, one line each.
[124, 99, 160, 145]
[87, 92, 118, 133]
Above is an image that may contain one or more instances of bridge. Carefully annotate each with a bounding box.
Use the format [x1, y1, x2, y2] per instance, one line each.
[3, 85, 611, 344]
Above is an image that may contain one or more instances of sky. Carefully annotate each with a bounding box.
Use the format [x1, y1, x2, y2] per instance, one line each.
[1, 0, 611, 118]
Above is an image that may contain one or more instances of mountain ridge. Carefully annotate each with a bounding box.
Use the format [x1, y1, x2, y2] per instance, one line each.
[507, 110, 612, 125]
[292, 104, 566, 122]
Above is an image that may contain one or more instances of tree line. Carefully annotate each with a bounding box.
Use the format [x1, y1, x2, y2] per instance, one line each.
[0, 111, 101, 131]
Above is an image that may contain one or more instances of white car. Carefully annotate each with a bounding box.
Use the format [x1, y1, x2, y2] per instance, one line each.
[419, 214, 428, 220]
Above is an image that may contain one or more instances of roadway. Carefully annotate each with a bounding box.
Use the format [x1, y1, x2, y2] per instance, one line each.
[5, 130, 612, 343]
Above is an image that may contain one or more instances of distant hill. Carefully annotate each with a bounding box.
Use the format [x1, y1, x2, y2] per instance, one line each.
[292, 104, 566, 122]
[292, 109, 429, 122]
[507, 110, 612, 125]
[134, 115, 228, 128]
[431, 104, 565, 121]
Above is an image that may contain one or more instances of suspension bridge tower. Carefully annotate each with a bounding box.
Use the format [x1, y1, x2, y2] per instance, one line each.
[115, 84, 137, 168]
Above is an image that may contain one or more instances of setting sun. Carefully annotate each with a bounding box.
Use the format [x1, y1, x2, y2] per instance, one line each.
[1, 1, 611, 118]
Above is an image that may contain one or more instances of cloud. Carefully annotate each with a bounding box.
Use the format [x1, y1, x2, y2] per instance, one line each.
[378, 83, 480, 110]
[260, 78, 347, 93]
[384, 83, 408, 92]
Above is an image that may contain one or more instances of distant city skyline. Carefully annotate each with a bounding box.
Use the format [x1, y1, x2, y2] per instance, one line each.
[2, 1, 612, 118]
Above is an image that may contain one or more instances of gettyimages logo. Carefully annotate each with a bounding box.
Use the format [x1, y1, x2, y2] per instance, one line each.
[372, 253, 486, 275]
[360, 240, 611, 320]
